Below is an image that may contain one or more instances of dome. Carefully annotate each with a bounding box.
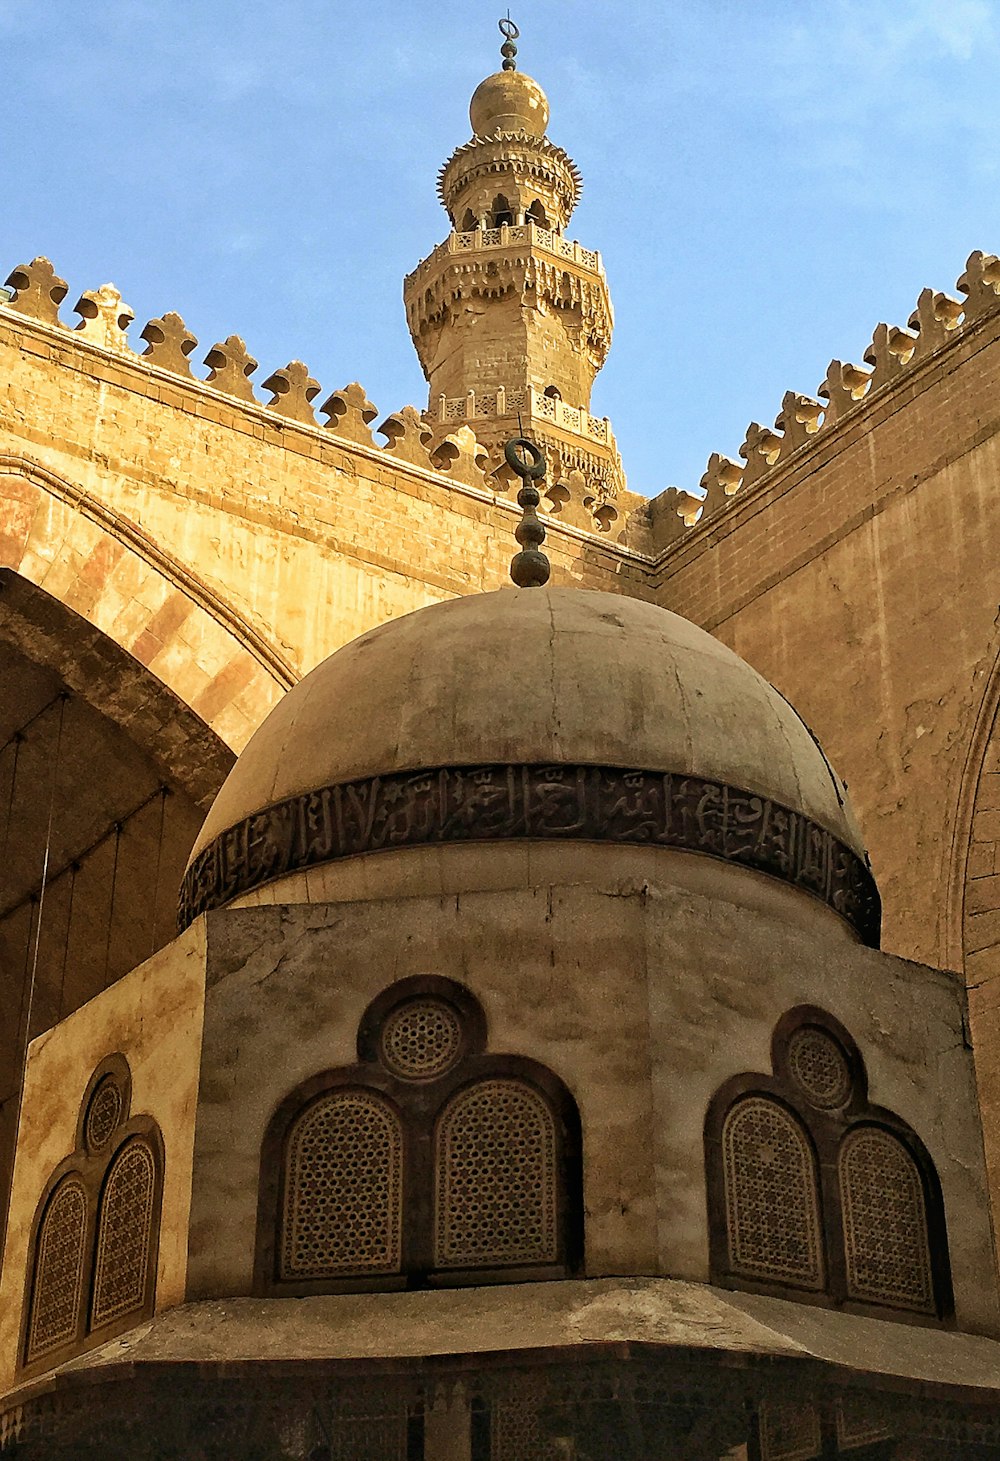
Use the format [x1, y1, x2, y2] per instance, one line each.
[469, 69, 549, 138]
[183, 589, 877, 940]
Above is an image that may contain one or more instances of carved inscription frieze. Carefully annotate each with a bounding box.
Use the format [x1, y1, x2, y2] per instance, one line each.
[178, 764, 880, 944]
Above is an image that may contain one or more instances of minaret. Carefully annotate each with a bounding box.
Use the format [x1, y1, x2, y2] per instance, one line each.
[403, 21, 624, 498]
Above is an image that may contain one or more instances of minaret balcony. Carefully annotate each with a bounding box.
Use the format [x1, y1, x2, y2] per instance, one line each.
[405, 220, 605, 290]
[433, 383, 614, 450]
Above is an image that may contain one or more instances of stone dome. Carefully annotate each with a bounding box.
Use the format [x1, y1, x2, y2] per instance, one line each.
[184, 589, 876, 938]
[469, 69, 549, 138]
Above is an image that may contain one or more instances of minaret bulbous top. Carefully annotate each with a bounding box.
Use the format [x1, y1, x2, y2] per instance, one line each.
[469, 69, 549, 139]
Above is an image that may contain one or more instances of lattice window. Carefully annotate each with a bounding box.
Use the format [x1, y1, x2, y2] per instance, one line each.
[25, 1177, 87, 1362]
[83, 1075, 124, 1152]
[490, 1399, 556, 1461]
[757, 1399, 822, 1461]
[90, 1138, 158, 1329]
[325, 1410, 408, 1461]
[281, 1090, 403, 1280]
[721, 1096, 824, 1289]
[434, 1079, 558, 1269]
[835, 1397, 892, 1449]
[839, 1126, 934, 1313]
[380, 998, 463, 1080]
[787, 1027, 851, 1109]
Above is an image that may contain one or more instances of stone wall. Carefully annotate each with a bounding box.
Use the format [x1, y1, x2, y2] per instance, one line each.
[187, 865, 996, 1333]
[0, 281, 652, 725]
[650, 269, 1000, 977]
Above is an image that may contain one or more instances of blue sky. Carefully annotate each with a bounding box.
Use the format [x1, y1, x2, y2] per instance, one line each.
[3, 0, 999, 497]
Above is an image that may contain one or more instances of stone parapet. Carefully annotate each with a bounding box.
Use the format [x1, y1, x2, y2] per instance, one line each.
[406, 221, 603, 280]
[648, 249, 1000, 547]
[433, 385, 613, 448]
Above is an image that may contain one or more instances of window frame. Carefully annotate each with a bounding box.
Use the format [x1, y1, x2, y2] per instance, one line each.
[704, 1006, 953, 1326]
[19, 1055, 164, 1375]
[254, 977, 583, 1296]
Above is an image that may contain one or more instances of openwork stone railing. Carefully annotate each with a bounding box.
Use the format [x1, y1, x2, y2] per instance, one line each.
[654, 249, 1000, 542]
[406, 222, 603, 283]
[434, 386, 613, 447]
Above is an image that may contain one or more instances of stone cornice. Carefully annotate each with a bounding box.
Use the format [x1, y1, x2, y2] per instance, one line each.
[438, 132, 582, 217]
[404, 233, 613, 371]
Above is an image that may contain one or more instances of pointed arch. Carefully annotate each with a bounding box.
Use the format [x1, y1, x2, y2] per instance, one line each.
[720, 1095, 825, 1290]
[706, 1007, 952, 1322]
[0, 458, 292, 754]
[257, 977, 582, 1294]
[24, 1175, 88, 1363]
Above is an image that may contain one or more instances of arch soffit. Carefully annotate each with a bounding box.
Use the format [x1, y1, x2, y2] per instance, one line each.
[0, 456, 296, 757]
[948, 631, 1000, 974]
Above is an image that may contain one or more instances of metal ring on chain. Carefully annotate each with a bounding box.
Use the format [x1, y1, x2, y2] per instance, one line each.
[504, 436, 546, 479]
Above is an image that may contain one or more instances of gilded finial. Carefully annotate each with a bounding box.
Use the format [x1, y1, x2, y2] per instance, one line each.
[506, 436, 550, 587]
[499, 14, 519, 71]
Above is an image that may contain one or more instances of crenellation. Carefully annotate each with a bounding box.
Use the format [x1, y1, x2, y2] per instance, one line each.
[263, 361, 321, 425]
[738, 421, 782, 488]
[698, 452, 743, 519]
[203, 335, 259, 402]
[774, 390, 824, 452]
[956, 250, 1000, 321]
[907, 287, 962, 361]
[863, 322, 917, 385]
[73, 284, 134, 353]
[140, 313, 198, 377]
[377, 405, 435, 468]
[671, 246, 1000, 540]
[321, 382, 378, 445]
[429, 424, 490, 489]
[4, 257, 68, 326]
[818, 358, 872, 423]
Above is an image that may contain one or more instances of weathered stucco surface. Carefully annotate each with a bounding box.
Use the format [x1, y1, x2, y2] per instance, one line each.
[0, 924, 206, 1392]
[185, 863, 997, 1334]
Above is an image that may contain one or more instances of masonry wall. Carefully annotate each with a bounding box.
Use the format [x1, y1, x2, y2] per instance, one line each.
[0, 302, 651, 707]
[652, 300, 1000, 972]
[648, 288, 1000, 1231]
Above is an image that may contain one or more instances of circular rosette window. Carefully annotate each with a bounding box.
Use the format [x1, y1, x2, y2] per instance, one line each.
[379, 998, 464, 1081]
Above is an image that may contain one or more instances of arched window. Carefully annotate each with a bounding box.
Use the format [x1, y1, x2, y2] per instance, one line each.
[543, 385, 562, 401]
[459, 208, 477, 232]
[21, 1056, 164, 1372]
[705, 1007, 952, 1323]
[280, 1090, 403, 1281]
[25, 1177, 88, 1364]
[435, 1079, 558, 1271]
[90, 1137, 159, 1330]
[490, 194, 514, 227]
[721, 1096, 824, 1291]
[257, 978, 581, 1294]
[840, 1126, 934, 1314]
[525, 199, 550, 229]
